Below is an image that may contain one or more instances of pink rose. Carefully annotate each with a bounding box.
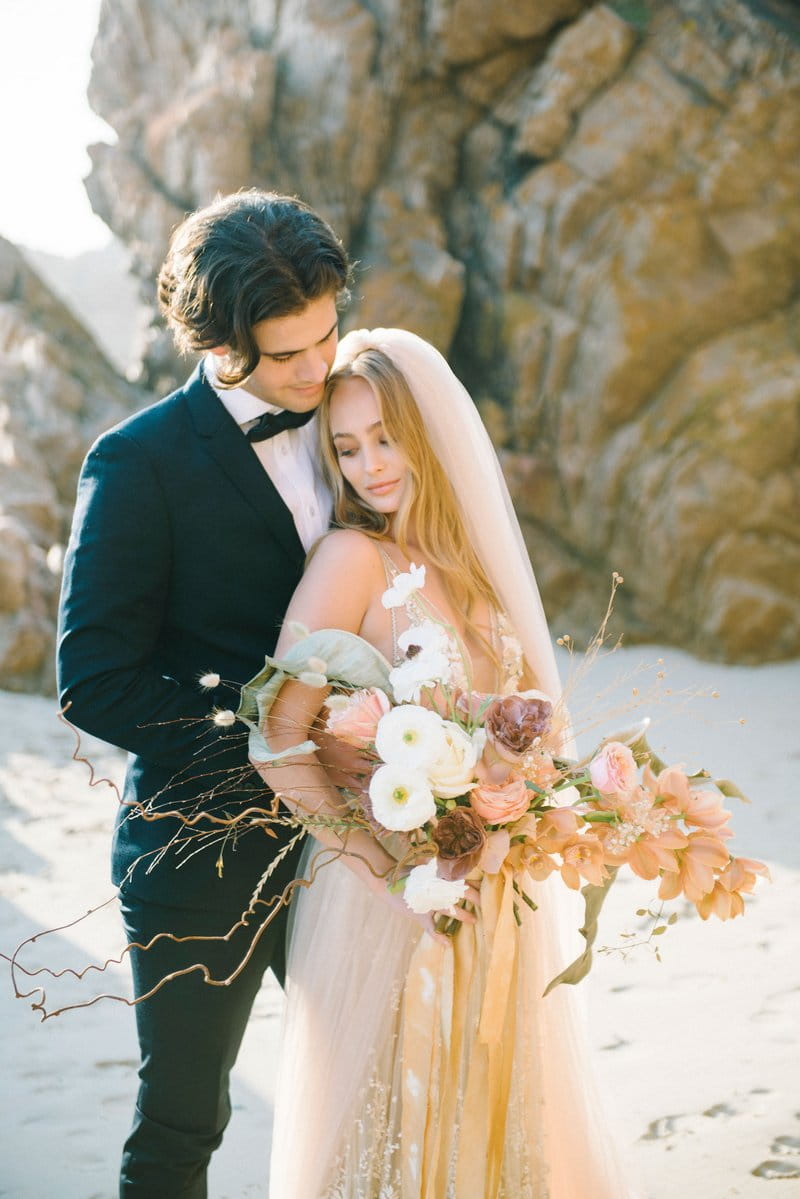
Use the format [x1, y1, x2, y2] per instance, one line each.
[589, 741, 638, 796]
[325, 688, 391, 749]
[470, 772, 530, 825]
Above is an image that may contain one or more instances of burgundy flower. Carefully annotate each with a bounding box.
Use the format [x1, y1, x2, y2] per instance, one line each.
[484, 695, 552, 759]
[433, 806, 487, 880]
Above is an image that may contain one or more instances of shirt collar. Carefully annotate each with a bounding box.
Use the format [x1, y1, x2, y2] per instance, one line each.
[204, 353, 283, 424]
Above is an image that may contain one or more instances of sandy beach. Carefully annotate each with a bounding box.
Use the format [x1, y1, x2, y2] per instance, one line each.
[1, 644, 798, 1198]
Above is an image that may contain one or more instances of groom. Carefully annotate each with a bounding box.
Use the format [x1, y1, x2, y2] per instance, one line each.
[57, 190, 351, 1197]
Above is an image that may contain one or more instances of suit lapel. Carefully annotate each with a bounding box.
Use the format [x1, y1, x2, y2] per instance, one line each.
[184, 364, 306, 564]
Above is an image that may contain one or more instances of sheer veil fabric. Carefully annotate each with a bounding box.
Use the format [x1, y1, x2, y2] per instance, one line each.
[268, 330, 632, 1197]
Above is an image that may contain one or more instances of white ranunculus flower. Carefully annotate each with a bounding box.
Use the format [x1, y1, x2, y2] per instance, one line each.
[381, 562, 426, 609]
[389, 623, 454, 702]
[389, 654, 452, 703]
[369, 764, 437, 831]
[374, 704, 446, 770]
[428, 720, 480, 799]
[404, 858, 468, 914]
[397, 621, 449, 657]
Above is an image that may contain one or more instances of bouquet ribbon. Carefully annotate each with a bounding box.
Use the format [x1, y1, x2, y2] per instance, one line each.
[400, 866, 520, 1199]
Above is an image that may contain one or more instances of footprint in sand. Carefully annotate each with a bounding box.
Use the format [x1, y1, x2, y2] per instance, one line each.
[752, 1161, 800, 1179]
[751, 1134, 800, 1179]
[703, 1102, 737, 1119]
[641, 1115, 689, 1140]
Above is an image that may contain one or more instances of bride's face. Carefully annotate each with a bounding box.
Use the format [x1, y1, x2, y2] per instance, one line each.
[328, 376, 411, 515]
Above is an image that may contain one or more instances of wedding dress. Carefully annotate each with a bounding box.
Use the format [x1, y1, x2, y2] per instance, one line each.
[267, 558, 630, 1198]
[260, 327, 631, 1197]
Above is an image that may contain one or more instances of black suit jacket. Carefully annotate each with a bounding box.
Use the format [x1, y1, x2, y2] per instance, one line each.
[57, 364, 310, 911]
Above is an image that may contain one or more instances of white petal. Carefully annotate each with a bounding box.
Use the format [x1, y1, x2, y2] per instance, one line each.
[369, 765, 436, 831]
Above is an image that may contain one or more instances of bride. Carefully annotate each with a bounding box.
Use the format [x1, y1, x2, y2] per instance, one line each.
[248, 328, 631, 1197]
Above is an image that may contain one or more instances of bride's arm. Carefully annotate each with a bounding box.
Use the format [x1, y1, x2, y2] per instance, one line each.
[256, 531, 388, 876]
[253, 532, 467, 935]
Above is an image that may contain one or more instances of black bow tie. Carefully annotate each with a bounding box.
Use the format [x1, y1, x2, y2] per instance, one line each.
[246, 406, 316, 442]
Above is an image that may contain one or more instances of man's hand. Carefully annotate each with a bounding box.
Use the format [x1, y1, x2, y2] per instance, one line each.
[312, 720, 374, 793]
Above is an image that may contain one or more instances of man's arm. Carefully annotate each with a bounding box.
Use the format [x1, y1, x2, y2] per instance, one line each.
[57, 429, 218, 768]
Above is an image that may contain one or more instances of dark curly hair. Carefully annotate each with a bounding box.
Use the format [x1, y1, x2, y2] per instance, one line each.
[157, 190, 352, 386]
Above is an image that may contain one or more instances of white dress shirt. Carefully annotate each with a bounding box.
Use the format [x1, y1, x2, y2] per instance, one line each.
[204, 354, 332, 552]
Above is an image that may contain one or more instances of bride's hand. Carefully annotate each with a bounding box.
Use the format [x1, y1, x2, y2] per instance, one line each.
[381, 881, 481, 946]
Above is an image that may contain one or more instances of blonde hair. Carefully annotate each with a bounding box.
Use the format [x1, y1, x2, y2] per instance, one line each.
[318, 349, 502, 660]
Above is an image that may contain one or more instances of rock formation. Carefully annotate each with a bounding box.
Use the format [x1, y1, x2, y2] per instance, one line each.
[55, 0, 800, 662]
[0, 238, 142, 691]
[27, 241, 143, 376]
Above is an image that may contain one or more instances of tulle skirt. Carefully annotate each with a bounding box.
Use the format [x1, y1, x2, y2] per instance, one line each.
[269, 844, 632, 1198]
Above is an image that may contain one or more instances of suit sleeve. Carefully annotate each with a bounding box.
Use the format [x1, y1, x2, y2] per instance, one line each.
[57, 428, 219, 767]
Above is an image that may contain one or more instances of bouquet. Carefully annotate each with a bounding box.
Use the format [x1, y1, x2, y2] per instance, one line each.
[240, 563, 768, 990]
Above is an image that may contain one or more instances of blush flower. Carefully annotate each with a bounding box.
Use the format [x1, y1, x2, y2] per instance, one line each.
[589, 741, 638, 796]
[368, 764, 436, 831]
[433, 807, 487, 879]
[657, 831, 731, 903]
[484, 694, 552, 761]
[559, 834, 608, 889]
[325, 687, 391, 749]
[648, 765, 733, 835]
[695, 856, 770, 920]
[470, 773, 530, 824]
[534, 808, 582, 854]
[404, 858, 468, 914]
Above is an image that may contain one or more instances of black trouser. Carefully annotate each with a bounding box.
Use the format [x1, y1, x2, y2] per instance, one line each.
[119, 895, 288, 1198]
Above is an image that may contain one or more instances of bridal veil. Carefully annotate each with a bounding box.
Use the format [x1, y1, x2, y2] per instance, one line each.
[268, 329, 632, 1197]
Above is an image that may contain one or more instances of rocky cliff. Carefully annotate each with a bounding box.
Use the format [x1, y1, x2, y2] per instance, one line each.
[8, 0, 797, 685]
[0, 238, 142, 691]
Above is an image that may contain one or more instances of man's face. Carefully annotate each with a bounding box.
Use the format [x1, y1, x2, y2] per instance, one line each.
[213, 292, 339, 412]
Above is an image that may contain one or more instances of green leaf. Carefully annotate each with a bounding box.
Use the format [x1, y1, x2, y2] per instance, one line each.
[715, 778, 750, 804]
[667, 912, 678, 925]
[542, 868, 619, 996]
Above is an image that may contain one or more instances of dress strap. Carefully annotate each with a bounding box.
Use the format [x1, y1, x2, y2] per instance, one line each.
[376, 544, 401, 582]
[375, 544, 401, 664]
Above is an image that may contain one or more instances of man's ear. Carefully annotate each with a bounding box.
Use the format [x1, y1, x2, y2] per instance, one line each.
[209, 345, 229, 358]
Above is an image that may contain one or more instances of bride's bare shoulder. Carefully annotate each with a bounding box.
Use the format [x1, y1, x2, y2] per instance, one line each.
[275, 531, 387, 651]
[307, 528, 386, 579]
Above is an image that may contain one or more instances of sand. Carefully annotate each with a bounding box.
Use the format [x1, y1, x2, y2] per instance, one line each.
[1, 644, 798, 1198]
